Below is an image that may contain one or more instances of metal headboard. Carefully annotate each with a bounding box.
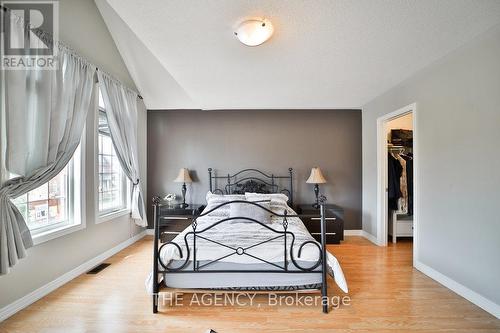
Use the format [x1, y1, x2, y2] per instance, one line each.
[208, 168, 293, 206]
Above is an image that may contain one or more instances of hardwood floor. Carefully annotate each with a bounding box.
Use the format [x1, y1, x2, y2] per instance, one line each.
[1, 236, 498, 332]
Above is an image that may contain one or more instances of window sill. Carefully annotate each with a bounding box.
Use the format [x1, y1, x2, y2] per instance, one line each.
[97, 208, 130, 224]
[32, 223, 85, 246]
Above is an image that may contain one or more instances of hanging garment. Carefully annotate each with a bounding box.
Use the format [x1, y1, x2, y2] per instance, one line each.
[403, 155, 414, 215]
[388, 154, 402, 210]
[396, 155, 408, 214]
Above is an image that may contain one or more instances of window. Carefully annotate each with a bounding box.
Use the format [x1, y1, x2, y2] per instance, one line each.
[11, 146, 83, 243]
[97, 90, 128, 217]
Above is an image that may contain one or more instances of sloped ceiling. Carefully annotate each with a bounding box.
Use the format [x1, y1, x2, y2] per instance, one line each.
[96, 0, 500, 110]
[95, 0, 196, 108]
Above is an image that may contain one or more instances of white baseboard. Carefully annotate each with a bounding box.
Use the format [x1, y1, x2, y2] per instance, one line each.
[343, 229, 380, 245]
[145, 228, 154, 235]
[344, 229, 363, 236]
[347, 232, 499, 318]
[415, 260, 500, 319]
[344, 229, 379, 245]
[0, 230, 147, 322]
[362, 230, 380, 245]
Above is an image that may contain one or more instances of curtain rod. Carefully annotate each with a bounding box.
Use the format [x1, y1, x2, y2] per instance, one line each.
[95, 68, 143, 100]
[1, 4, 143, 101]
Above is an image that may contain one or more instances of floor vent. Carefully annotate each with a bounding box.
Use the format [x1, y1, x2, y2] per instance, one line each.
[87, 263, 111, 274]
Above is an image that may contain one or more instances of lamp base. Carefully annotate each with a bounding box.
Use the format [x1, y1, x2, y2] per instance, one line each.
[180, 182, 188, 209]
[312, 183, 320, 209]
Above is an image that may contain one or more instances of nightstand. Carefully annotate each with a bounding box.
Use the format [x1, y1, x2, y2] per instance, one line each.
[295, 204, 344, 244]
[157, 204, 204, 243]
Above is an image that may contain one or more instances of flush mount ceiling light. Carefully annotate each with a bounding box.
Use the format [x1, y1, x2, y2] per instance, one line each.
[234, 19, 274, 46]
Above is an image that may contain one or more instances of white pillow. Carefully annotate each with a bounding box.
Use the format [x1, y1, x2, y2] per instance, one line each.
[229, 201, 272, 224]
[204, 191, 246, 216]
[206, 191, 245, 204]
[245, 193, 290, 215]
[245, 192, 288, 204]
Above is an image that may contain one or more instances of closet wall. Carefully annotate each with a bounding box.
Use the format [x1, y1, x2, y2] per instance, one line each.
[362, 25, 500, 309]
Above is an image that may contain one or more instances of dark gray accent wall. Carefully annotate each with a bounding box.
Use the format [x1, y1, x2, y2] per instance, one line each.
[147, 109, 362, 229]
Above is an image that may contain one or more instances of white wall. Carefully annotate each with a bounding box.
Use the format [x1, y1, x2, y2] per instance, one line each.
[0, 0, 146, 310]
[362, 25, 500, 312]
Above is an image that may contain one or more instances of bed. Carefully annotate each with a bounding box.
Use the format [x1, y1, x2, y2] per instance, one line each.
[147, 168, 348, 313]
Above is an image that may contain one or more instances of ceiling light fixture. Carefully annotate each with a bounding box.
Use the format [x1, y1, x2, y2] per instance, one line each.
[234, 19, 274, 46]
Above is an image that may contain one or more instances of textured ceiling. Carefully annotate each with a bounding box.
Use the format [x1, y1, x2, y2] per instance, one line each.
[97, 0, 500, 110]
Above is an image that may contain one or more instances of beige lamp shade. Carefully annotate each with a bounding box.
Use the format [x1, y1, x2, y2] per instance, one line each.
[306, 167, 327, 184]
[174, 168, 193, 183]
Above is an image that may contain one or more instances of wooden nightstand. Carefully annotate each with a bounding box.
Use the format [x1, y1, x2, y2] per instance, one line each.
[295, 204, 344, 244]
[157, 204, 204, 243]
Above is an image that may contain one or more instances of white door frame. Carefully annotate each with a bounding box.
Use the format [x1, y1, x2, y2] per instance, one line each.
[376, 103, 418, 262]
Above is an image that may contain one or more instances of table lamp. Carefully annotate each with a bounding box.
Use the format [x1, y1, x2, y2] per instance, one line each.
[306, 167, 327, 209]
[174, 168, 193, 208]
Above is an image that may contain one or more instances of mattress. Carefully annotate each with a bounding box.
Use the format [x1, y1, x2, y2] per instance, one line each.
[146, 194, 348, 294]
[164, 260, 322, 289]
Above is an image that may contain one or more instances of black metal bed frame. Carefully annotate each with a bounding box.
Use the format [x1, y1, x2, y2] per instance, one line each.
[152, 168, 329, 313]
[208, 167, 294, 206]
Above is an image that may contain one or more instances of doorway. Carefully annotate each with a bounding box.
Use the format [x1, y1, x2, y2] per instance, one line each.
[376, 103, 418, 264]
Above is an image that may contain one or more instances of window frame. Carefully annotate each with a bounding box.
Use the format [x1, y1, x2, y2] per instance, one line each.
[29, 140, 86, 245]
[23, 157, 73, 235]
[95, 91, 130, 224]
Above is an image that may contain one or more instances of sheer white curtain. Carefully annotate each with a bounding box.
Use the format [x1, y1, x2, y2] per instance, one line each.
[97, 72, 146, 226]
[0, 10, 95, 274]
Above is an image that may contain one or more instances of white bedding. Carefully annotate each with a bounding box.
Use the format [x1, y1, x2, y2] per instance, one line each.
[146, 195, 348, 293]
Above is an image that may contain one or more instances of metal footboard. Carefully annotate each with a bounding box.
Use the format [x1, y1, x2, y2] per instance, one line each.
[152, 199, 329, 314]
